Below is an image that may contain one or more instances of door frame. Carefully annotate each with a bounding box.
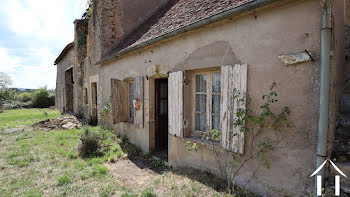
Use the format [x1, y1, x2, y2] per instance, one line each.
[154, 78, 168, 152]
[148, 77, 169, 153]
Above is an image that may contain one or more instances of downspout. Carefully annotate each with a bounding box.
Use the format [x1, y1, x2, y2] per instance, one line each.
[315, 0, 332, 196]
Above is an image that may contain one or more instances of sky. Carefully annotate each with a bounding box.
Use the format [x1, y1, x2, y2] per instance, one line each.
[0, 0, 88, 89]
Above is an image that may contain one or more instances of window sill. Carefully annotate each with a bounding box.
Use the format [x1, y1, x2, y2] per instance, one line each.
[185, 131, 220, 148]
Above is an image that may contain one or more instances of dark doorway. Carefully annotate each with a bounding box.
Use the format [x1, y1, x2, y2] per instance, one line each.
[154, 78, 168, 160]
[64, 68, 74, 113]
[91, 82, 98, 126]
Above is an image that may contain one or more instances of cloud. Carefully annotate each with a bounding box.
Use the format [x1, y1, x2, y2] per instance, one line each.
[0, 0, 87, 89]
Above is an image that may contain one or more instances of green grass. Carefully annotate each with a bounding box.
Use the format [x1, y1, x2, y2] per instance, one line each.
[0, 109, 239, 197]
[0, 108, 61, 130]
[57, 175, 72, 186]
[0, 109, 118, 197]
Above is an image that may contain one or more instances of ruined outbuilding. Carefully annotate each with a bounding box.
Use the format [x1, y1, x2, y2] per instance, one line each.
[54, 0, 350, 196]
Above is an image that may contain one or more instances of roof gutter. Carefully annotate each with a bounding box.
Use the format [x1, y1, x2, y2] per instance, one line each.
[98, 0, 280, 64]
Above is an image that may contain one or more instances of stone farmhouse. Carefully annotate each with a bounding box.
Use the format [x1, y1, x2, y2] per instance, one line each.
[54, 0, 350, 196]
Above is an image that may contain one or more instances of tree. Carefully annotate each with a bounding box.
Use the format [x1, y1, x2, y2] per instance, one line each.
[0, 72, 12, 112]
[0, 72, 12, 90]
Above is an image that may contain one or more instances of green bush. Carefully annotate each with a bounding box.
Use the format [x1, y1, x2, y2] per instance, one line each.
[31, 87, 55, 108]
[3, 100, 32, 109]
[15, 92, 33, 102]
[78, 128, 102, 157]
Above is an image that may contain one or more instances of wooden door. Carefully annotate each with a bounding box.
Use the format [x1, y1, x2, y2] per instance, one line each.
[155, 79, 168, 151]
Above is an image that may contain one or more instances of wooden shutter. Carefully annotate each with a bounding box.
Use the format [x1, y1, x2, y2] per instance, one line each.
[220, 64, 247, 154]
[168, 71, 184, 137]
[134, 76, 144, 128]
[111, 79, 127, 124]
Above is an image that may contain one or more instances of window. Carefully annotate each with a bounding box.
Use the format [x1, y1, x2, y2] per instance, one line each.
[128, 81, 135, 122]
[194, 72, 221, 132]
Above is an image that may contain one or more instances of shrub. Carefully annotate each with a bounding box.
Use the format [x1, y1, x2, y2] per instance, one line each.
[78, 128, 101, 157]
[3, 100, 32, 109]
[32, 87, 55, 108]
[15, 92, 33, 102]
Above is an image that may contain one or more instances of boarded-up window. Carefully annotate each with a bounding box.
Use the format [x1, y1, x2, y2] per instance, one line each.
[220, 64, 247, 154]
[168, 71, 184, 137]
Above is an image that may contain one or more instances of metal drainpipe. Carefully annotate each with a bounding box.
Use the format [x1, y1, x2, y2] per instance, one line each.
[314, 0, 332, 196]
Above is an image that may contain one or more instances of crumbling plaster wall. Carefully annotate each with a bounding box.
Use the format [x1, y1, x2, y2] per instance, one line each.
[56, 49, 75, 113]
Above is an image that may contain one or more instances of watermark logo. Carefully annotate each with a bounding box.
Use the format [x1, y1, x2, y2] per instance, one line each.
[310, 159, 347, 196]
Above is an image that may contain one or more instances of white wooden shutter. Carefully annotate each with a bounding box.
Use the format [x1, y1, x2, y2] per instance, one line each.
[134, 76, 144, 128]
[220, 64, 247, 154]
[168, 71, 184, 137]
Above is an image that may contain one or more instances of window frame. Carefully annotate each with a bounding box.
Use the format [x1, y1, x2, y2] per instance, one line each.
[191, 69, 221, 134]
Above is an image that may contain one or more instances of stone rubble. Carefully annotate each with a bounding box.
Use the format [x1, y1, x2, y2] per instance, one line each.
[32, 115, 82, 131]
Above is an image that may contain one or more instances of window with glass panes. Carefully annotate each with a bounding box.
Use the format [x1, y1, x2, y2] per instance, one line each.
[129, 81, 135, 122]
[194, 71, 221, 132]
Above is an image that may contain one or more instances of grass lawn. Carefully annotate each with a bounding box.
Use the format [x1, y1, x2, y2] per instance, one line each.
[0, 109, 238, 197]
[0, 109, 61, 130]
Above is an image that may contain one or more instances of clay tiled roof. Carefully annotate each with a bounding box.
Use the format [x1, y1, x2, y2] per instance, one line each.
[54, 42, 74, 65]
[101, 0, 255, 62]
[131, 0, 252, 47]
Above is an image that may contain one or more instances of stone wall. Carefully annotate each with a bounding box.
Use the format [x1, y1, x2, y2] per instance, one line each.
[73, 19, 88, 117]
[94, 0, 166, 56]
[56, 49, 75, 113]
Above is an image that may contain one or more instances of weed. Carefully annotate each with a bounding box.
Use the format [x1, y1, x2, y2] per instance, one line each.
[57, 175, 72, 186]
[121, 192, 138, 197]
[120, 134, 128, 143]
[68, 152, 78, 159]
[100, 185, 116, 197]
[91, 165, 108, 177]
[141, 188, 156, 197]
[73, 160, 87, 170]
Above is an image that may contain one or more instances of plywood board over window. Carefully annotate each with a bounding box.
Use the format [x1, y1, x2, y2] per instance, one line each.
[220, 64, 247, 154]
